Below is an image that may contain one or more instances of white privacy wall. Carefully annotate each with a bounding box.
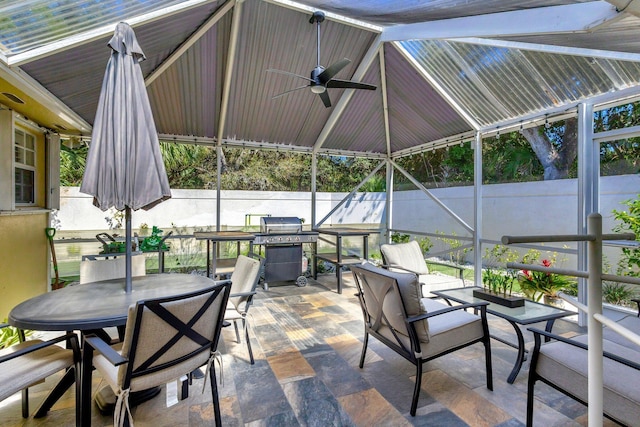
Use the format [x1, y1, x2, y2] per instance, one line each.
[58, 175, 637, 239]
[57, 187, 387, 230]
[391, 175, 639, 240]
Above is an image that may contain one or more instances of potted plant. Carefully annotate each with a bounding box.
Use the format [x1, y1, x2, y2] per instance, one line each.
[518, 258, 574, 305]
[475, 268, 524, 307]
[475, 245, 524, 307]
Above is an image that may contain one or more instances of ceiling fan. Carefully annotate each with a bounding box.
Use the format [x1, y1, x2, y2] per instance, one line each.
[267, 11, 377, 108]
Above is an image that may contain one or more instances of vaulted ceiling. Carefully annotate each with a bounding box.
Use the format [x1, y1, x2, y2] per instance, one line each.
[2, 0, 640, 157]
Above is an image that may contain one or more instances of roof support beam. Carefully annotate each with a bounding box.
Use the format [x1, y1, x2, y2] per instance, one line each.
[216, 0, 242, 147]
[381, 2, 619, 42]
[264, 0, 383, 32]
[450, 37, 640, 63]
[8, 0, 220, 66]
[313, 34, 382, 153]
[378, 45, 392, 157]
[392, 42, 481, 130]
[145, 0, 234, 87]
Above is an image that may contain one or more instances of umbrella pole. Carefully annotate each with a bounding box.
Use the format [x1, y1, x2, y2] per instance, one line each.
[125, 206, 132, 293]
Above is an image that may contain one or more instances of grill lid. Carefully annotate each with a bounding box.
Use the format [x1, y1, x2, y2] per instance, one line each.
[260, 216, 302, 234]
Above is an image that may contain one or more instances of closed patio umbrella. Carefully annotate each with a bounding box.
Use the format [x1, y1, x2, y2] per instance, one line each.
[80, 22, 171, 293]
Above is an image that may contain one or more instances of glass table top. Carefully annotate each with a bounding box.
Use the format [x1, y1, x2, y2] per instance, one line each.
[433, 287, 576, 325]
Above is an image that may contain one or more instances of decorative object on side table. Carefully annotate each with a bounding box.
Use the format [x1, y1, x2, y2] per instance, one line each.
[518, 258, 574, 306]
[475, 268, 524, 307]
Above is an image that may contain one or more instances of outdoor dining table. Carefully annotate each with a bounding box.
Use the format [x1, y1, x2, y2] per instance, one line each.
[8, 273, 220, 425]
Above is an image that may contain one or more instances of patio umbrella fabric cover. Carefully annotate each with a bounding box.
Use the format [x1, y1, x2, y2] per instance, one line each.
[80, 22, 171, 211]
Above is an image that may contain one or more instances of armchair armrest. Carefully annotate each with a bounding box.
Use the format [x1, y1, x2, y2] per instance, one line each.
[229, 291, 257, 298]
[528, 327, 640, 371]
[83, 334, 128, 366]
[407, 301, 488, 323]
[425, 260, 465, 281]
[380, 264, 419, 275]
[0, 331, 79, 364]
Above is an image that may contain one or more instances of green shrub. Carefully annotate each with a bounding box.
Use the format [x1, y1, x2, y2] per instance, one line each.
[602, 282, 636, 306]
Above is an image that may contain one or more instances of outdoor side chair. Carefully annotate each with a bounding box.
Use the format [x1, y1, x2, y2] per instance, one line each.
[0, 324, 80, 422]
[380, 241, 466, 298]
[351, 262, 492, 416]
[81, 281, 231, 427]
[224, 254, 263, 365]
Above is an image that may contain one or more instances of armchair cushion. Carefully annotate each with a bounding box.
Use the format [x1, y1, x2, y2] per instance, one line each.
[534, 334, 640, 426]
[421, 299, 484, 358]
[357, 262, 430, 343]
[381, 241, 429, 275]
[0, 338, 76, 402]
[381, 241, 465, 298]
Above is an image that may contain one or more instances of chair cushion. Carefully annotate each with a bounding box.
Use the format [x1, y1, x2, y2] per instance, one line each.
[228, 255, 261, 313]
[0, 340, 75, 402]
[93, 342, 210, 393]
[536, 335, 640, 426]
[420, 299, 484, 358]
[356, 262, 430, 343]
[418, 274, 464, 298]
[381, 241, 429, 275]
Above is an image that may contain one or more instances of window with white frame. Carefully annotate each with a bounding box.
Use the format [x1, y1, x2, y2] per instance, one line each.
[14, 128, 36, 205]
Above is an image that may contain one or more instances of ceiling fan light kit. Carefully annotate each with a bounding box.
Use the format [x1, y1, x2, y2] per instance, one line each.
[267, 10, 376, 108]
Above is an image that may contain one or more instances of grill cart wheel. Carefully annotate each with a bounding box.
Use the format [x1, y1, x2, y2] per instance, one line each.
[296, 276, 307, 287]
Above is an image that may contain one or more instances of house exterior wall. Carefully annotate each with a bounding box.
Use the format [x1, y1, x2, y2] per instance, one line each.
[0, 212, 49, 319]
[0, 111, 50, 320]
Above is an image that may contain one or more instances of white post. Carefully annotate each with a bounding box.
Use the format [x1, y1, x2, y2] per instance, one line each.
[587, 213, 603, 426]
[473, 131, 483, 287]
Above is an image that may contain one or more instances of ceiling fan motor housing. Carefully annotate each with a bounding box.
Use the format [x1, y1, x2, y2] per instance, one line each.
[310, 66, 326, 92]
[310, 11, 325, 24]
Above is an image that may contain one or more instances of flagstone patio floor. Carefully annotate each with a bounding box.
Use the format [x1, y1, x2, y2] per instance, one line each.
[0, 273, 613, 426]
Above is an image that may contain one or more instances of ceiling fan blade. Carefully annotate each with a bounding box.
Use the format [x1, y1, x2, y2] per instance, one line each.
[317, 58, 351, 84]
[318, 90, 331, 108]
[266, 69, 313, 83]
[271, 84, 310, 99]
[326, 79, 377, 91]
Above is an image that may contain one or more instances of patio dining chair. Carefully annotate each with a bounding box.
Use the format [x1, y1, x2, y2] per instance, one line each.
[0, 324, 80, 422]
[351, 262, 492, 416]
[80, 254, 147, 344]
[81, 280, 231, 427]
[224, 254, 263, 365]
[79, 254, 146, 284]
[380, 241, 466, 297]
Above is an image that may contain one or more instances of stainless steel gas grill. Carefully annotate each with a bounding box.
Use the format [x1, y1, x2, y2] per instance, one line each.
[253, 217, 318, 289]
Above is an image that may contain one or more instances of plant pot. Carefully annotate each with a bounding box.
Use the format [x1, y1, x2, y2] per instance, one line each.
[543, 295, 564, 308]
[473, 288, 525, 308]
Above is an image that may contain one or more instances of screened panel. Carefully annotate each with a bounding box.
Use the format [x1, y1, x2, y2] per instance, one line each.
[0, 0, 194, 56]
[400, 39, 640, 128]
